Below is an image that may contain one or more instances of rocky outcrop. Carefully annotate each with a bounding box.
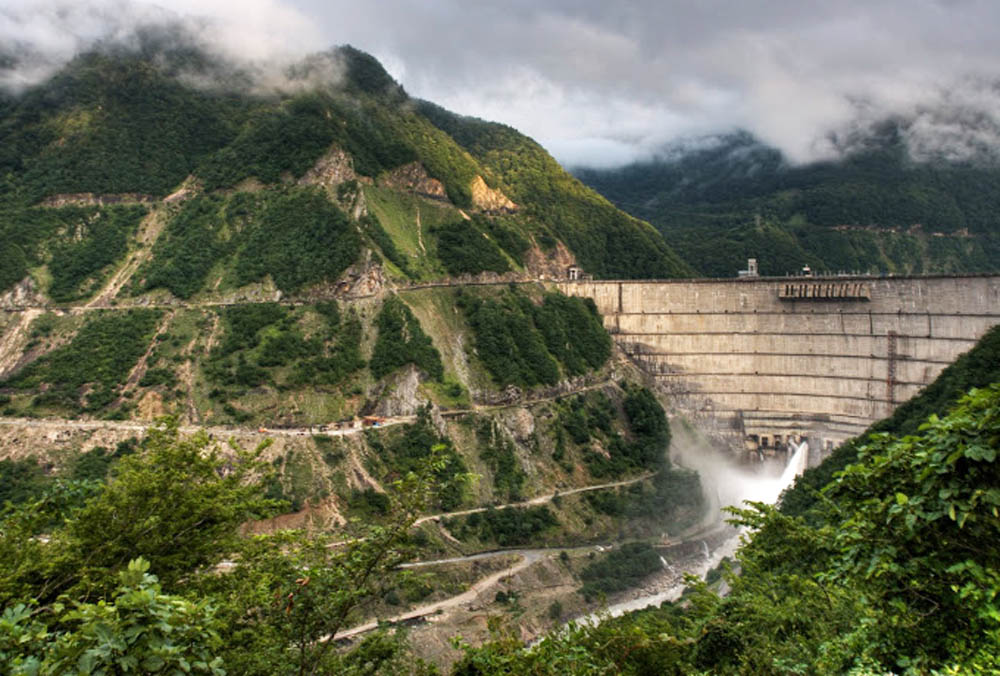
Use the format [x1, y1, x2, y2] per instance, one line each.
[379, 162, 448, 201]
[469, 175, 517, 212]
[1, 277, 45, 310]
[294, 250, 385, 301]
[499, 407, 535, 442]
[163, 187, 194, 205]
[523, 241, 579, 281]
[371, 365, 429, 418]
[299, 147, 371, 189]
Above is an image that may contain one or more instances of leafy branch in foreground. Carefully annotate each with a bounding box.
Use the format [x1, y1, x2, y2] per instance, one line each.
[454, 384, 1000, 674]
[0, 418, 276, 606]
[1, 558, 226, 675]
[0, 421, 461, 675]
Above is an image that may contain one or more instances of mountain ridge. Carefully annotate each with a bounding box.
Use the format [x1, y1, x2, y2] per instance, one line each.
[0, 40, 692, 297]
[574, 127, 1000, 277]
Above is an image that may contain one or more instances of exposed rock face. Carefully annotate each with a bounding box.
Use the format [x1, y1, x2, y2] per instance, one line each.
[163, 187, 194, 204]
[1, 277, 45, 310]
[379, 162, 448, 200]
[523, 241, 579, 281]
[136, 391, 167, 419]
[299, 147, 369, 189]
[500, 407, 535, 442]
[371, 364, 429, 418]
[469, 175, 517, 212]
[215, 281, 283, 305]
[293, 251, 385, 301]
[340, 251, 385, 298]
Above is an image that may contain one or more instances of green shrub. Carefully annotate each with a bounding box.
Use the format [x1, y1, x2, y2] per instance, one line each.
[460, 291, 559, 387]
[48, 206, 146, 302]
[197, 94, 339, 190]
[579, 542, 662, 601]
[532, 294, 612, 376]
[361, 213, 411, 275]
[4, 309, 162, 413]
[138, 367, 177, 388]
[476, 419, 526, 501]
[460, 288, 612, 389]
[433, 221, 510, 276]
[235, 188, 360, 294]
[370, 297, 443, 380]
[69, 439, 138, 482]
[348, 488, 390, 517]
[217, 304, 287, 356]
[0, 457, 50, 505]
[586, 467, 702, 521]
[482, 217, 531, 266]
[366, 407, 466, 510]
[289, 315, 365, 386]
[143, 195, 230, 299]
[29, 313, 58, 338]
[449, 505, 558, 547]
[0, 51, 239, 201]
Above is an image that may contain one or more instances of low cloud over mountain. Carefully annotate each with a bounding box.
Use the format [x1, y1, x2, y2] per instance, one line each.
[4, 0, 1000, 167]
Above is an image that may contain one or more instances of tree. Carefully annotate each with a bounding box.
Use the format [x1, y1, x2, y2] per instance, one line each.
[0, 422, 459, 675]
[822, 384, 1000, 671]
[0, 558, 225, 675]
[200, 444, 463, 675]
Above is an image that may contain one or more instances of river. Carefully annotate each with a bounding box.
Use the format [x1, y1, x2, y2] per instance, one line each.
[579, 440, 809, 622]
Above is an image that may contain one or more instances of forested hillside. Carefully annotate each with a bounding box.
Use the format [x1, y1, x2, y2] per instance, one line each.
[575, 130, 1000, 276]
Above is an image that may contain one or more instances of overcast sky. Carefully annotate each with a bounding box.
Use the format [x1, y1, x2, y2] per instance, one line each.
[3, 0, 1000, 167]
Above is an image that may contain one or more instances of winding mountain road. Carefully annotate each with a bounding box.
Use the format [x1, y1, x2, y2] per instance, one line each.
[333, 549, 545, 641]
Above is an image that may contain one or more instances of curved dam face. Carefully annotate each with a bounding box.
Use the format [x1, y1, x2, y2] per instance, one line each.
[559, 275, 1000, 461]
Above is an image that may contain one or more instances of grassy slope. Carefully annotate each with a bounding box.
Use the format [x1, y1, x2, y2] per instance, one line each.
[417, 102, 695, 280]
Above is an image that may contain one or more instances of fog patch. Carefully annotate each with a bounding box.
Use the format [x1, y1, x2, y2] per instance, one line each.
[0, 0, 329, 96]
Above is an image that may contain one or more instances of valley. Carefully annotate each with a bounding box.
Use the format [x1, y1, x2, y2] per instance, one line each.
[1, 36, 998, 675]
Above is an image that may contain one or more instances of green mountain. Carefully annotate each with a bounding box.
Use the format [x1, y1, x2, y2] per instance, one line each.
[575, 129, 1000, 277]
[0, 41, 707, 672]
[0, 41, 690, 298]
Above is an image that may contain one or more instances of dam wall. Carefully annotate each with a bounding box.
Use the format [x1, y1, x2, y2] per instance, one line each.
[558, 275, 1000, 458]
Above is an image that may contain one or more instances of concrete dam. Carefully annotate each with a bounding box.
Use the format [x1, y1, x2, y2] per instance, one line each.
[559, 275, 1000, 460]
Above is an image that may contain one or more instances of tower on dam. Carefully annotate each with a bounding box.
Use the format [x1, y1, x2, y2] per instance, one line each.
[560, 275, 1000, 464]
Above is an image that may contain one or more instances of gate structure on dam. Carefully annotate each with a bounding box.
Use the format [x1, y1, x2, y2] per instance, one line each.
[559, 275, 1000, 462]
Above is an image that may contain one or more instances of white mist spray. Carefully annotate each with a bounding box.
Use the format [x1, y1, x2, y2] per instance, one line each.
[669, 420, 808, 528]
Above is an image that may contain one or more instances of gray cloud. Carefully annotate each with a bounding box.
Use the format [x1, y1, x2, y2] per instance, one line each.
[288, 0, 1000, 165]
[3, 0, 1000, 167]
[0, 0, 327, 92]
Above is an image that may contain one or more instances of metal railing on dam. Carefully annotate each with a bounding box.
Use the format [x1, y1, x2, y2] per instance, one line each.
[558, 274, 1000, 454]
